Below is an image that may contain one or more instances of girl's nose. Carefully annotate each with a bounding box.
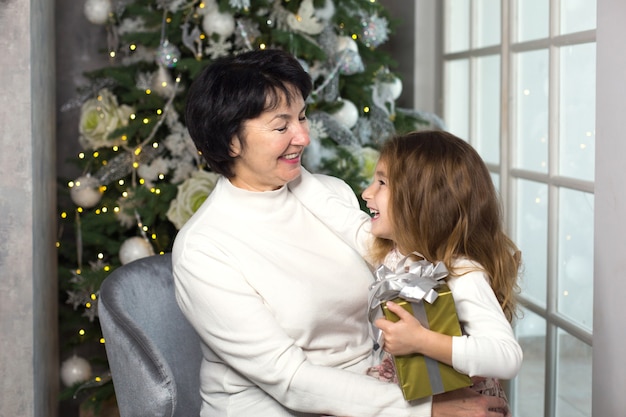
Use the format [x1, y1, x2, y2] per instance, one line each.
[361, 183, 373, 201]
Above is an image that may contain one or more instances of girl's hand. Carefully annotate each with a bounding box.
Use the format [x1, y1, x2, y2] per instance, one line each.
[375, 300, 454, 365]
[374, 300, 426, 356]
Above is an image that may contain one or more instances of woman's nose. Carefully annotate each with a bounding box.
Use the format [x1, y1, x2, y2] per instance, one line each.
[292, 123, 310, 146]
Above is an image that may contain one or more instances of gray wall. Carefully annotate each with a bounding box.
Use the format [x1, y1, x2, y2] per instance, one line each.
[0, 0, 58, 416]
[593, 0, 626, 414]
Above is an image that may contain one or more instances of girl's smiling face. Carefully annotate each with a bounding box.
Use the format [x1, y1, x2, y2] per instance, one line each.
[229, 88, 309, 191]
[362, 159, 395, 241]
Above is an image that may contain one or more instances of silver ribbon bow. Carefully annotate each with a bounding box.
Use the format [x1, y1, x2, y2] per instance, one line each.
[367, 255, 449, 345]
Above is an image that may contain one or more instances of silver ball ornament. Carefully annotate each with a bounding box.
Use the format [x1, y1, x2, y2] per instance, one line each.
[60, 355, 92, 387]
[119, 237, 155, 265]
[84, 0, 112, 25]
[70, 175, 102, 208]
[331, 99, 359, 129]
[202, 11, 236, 38]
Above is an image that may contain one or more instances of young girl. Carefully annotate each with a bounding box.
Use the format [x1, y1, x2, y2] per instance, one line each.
[289, 130, 522, 412]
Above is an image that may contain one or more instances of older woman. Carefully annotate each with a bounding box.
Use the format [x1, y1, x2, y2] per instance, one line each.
[173, 48, 506, 417]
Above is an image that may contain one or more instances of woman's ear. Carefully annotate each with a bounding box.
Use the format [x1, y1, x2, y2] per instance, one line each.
[229, 135, 242, 157]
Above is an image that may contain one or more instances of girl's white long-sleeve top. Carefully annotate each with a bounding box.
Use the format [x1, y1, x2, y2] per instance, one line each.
[172, 174, 434, 417]
[288, 169, 523, 380]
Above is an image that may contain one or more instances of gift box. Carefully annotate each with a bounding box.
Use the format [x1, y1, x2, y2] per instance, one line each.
[368, 257, 472, 401]
[382, 292, 472, 400]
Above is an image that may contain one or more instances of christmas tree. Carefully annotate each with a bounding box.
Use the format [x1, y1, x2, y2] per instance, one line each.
[57, 0, 440, 411]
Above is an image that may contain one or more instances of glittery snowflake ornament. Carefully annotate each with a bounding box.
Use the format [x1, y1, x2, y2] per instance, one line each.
[156, 40, 180, 68]
[360, 14, 389, 48]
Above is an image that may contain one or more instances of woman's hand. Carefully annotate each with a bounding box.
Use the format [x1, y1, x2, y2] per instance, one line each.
[374, 300, 453, 365]
[432, 387, 509, 417]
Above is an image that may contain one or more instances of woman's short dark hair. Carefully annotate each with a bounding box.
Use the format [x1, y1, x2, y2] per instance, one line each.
[185, 49, 313, 178]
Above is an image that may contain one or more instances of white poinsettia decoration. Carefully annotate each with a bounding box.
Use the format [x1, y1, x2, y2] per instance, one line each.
[78, 89, 134, 150]
[167, 169, 220, 229]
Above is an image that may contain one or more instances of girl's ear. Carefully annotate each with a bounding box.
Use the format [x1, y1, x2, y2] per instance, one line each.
[229, 135, 242, 157]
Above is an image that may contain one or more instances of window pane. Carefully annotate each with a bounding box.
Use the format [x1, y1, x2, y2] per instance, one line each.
[444, 0, 469, 53]
[559, 43, 596, 181]
[560, 0, 597, 34]
[475, 0, 500, 47]
[444, 59, 469, 139]
[515, 179, 548, 306]
[514, 50, 549, 173]
[555, 329, 592, 417]
[514, 308, 546, 417]
[475, 55, 500, 164]
[517, 0, 549, 42]
[557, 188, 594, 330]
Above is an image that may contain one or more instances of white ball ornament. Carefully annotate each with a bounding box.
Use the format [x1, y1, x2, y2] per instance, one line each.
[70, 175, 102, 208]
[382, 77, 403, 101]
[202, 11, 236, 38]
[84, 0, 112, 25]
[335, 36, 358, 53]
[119, 236, 155, 265]
[331, 99, 359, 129]
[61, 355, 92, 387]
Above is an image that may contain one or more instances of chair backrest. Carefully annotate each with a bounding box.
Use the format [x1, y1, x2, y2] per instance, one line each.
[99, 253, 202, 417]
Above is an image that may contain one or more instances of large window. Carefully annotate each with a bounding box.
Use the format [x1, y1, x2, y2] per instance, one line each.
[442, 1, 595, 416]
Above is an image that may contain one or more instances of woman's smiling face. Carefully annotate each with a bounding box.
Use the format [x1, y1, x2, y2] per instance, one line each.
[229, 87, 309, 192]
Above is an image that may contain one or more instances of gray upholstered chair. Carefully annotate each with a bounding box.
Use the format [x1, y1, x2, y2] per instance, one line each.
[98, 253, 203, 417]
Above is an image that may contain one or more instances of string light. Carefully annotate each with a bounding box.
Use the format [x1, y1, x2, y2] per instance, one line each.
[79, 329, 86, 336]
[99, 338, 106, 344]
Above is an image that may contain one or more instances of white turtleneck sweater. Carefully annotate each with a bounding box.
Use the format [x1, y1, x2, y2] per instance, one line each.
[172, 174, 433, 417]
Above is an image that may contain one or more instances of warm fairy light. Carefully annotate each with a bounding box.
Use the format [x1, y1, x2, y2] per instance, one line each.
[91, 293, 97, 300]
[142, 226, 149, 232]
[151, 233, 157, 240]
[118, 179, 125, 185]
[95, 209, 101, 215]
[199, 1, 205, 9]
[150, 187, 156, 193]
[109, 51, 116, 58]
[161, 81, 168, 87]
[133, 162, 140, 169]
[260, 43, 267, 49]
[134, 147, 142, 156]
[351, 33, 358, 40]
[76, 269, 82, 275]
[296, 14, 302, 22]
[100, 185, 107, 192]
[61, 212, 67, 218]
[112, 145, 119, 151]
[86, 302, 92, 309]
[79, 329, 86, 336]
[158, 173, 165, 180]
[77, 207, 84, 213]
[130, 114, 136, 120]
[143, 118, 149, 124]
[363, 106, 370, 113]
[95, 376, 102, 382]
[104, 265, 110, 272]
[113, 206, 120, 213]
[175, 76, 181, 83]
[122, 191, 128, 198]
[68, 181, 75, 188]
[152, 142, 159, 149]
[139, 178, 145, 184]
[78, 152, 85, 159]
[166, 17, 172, 23]
[200, 33, 206, 40]
[146, 89, 152, 95]
[102, 207, 108, 213]
[93, 151, 99, 158]
[130, 44, 137, 51]
[56, 241, 61, 248]
[157, 109, 163, 115]
[100, 338, 106, 344]
[121, 135, 128, 141]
